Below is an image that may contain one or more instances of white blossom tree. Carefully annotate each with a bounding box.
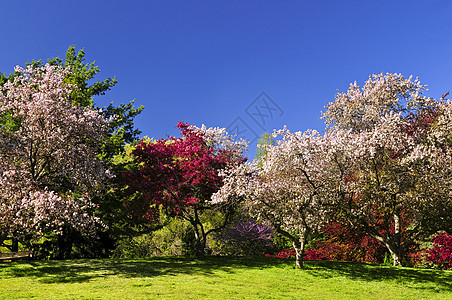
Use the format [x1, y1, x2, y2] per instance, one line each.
[0, 64, 109, 248]
[323, 73, 452, 266]
[214, 128, 338, 268]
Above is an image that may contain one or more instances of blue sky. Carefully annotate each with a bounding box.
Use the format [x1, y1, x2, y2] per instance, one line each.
[1, 0, 452, 158]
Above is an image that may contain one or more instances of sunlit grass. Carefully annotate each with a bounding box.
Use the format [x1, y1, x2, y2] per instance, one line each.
[0, 257, 451, 299]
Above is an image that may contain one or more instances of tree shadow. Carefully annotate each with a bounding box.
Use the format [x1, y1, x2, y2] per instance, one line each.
[0, 256, 280, 284]
[304, 260, 452, 293]
[2, 256, 450, 294]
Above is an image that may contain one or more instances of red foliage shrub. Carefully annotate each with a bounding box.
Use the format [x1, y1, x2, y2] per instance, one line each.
[303, 248, 327, 260]
[312, 221, 387, 263]
[266, 248, 326, 260]
[272, 248, 296, 259]
[267, 219, 426, 265]
[425, 232, 452, 270]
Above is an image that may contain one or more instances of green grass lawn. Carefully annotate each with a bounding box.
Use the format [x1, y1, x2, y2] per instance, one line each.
[0, 256, 451, 299]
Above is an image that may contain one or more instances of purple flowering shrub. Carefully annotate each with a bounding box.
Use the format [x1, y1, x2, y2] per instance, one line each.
[214, 219, 276, 256]
[425, 231, 452, 270]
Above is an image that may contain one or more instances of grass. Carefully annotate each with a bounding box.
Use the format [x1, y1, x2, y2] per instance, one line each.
[0, 256, 451, 299]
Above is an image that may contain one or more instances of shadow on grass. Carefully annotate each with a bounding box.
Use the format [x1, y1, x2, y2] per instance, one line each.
[0, 256, 281, 284]
[1, 256, 451, 294]
[304, 260, 452, 293]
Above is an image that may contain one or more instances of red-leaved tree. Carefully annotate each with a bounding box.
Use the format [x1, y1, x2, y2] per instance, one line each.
[123, 122, 247, 256]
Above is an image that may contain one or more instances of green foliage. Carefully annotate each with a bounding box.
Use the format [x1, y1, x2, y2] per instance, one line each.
[100, 100, 144, 164]
[254, 132, 275, 163]
[273, 232, 294, 252]
[0, 73, 18, 134]
[0, 72, 11, 87]
[113, 218, 196, 258]
[44, 45, 145, 162]
[27, 235, 58, 260]
[46, 45, 117, 107]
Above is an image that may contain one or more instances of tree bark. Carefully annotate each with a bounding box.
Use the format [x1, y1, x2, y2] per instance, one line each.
[293, 229, 307, 269]
[391, 214, 402, 267]
[0, 234, 6, 249]
[11, 238, 19, 252]
[362, 219, 403, 267]
[379, 214, 402, 267]
[191, 208, 207, 257]
[56, 227, 74, 259]
[193, 228, 206, 257]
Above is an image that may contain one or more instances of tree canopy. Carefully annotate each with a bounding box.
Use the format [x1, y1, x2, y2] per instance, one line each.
[124, 122, 247, 256]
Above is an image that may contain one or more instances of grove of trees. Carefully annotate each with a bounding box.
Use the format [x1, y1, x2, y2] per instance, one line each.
[1, 48, 451, 270]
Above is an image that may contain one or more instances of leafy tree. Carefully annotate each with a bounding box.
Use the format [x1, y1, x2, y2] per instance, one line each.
[48, 46, 144, 257]
[1, 45, 143, 157]
[46, 46, 144, 160]
[124, 122, 247, 256]
[43, 46, 117, 107]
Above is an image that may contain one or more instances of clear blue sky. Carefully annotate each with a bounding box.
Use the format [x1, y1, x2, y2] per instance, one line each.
[1, 0, 451, 158]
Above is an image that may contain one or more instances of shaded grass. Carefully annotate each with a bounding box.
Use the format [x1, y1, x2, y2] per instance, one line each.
[0, 256, 451, 299]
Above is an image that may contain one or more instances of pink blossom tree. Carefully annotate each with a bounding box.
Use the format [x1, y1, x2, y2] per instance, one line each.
[0, 64, 109, 250]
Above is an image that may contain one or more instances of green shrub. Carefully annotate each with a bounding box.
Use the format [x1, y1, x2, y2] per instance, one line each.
[113, 218, 195, 258]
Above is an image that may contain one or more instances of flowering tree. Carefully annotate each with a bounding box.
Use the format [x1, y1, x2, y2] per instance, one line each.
[214, 128, 338, 268]
[0, 64, 108, 250]
[0, 46, 144, 257]
[323, 73, 452, 266]
[124, 122, 247, 256]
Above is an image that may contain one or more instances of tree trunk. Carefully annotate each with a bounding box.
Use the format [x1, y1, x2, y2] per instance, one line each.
[56, 227, 73, 259]
[386, 243, 402, 267]
[0, 234, 6, 248]
[391, 214, 402, 267]
[193, 230, 206, 257]
[293, 230, 307, 269]
[191, 220, 206, 257]
[11, 238, 19, 252]
[378, 214, 402, 267]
